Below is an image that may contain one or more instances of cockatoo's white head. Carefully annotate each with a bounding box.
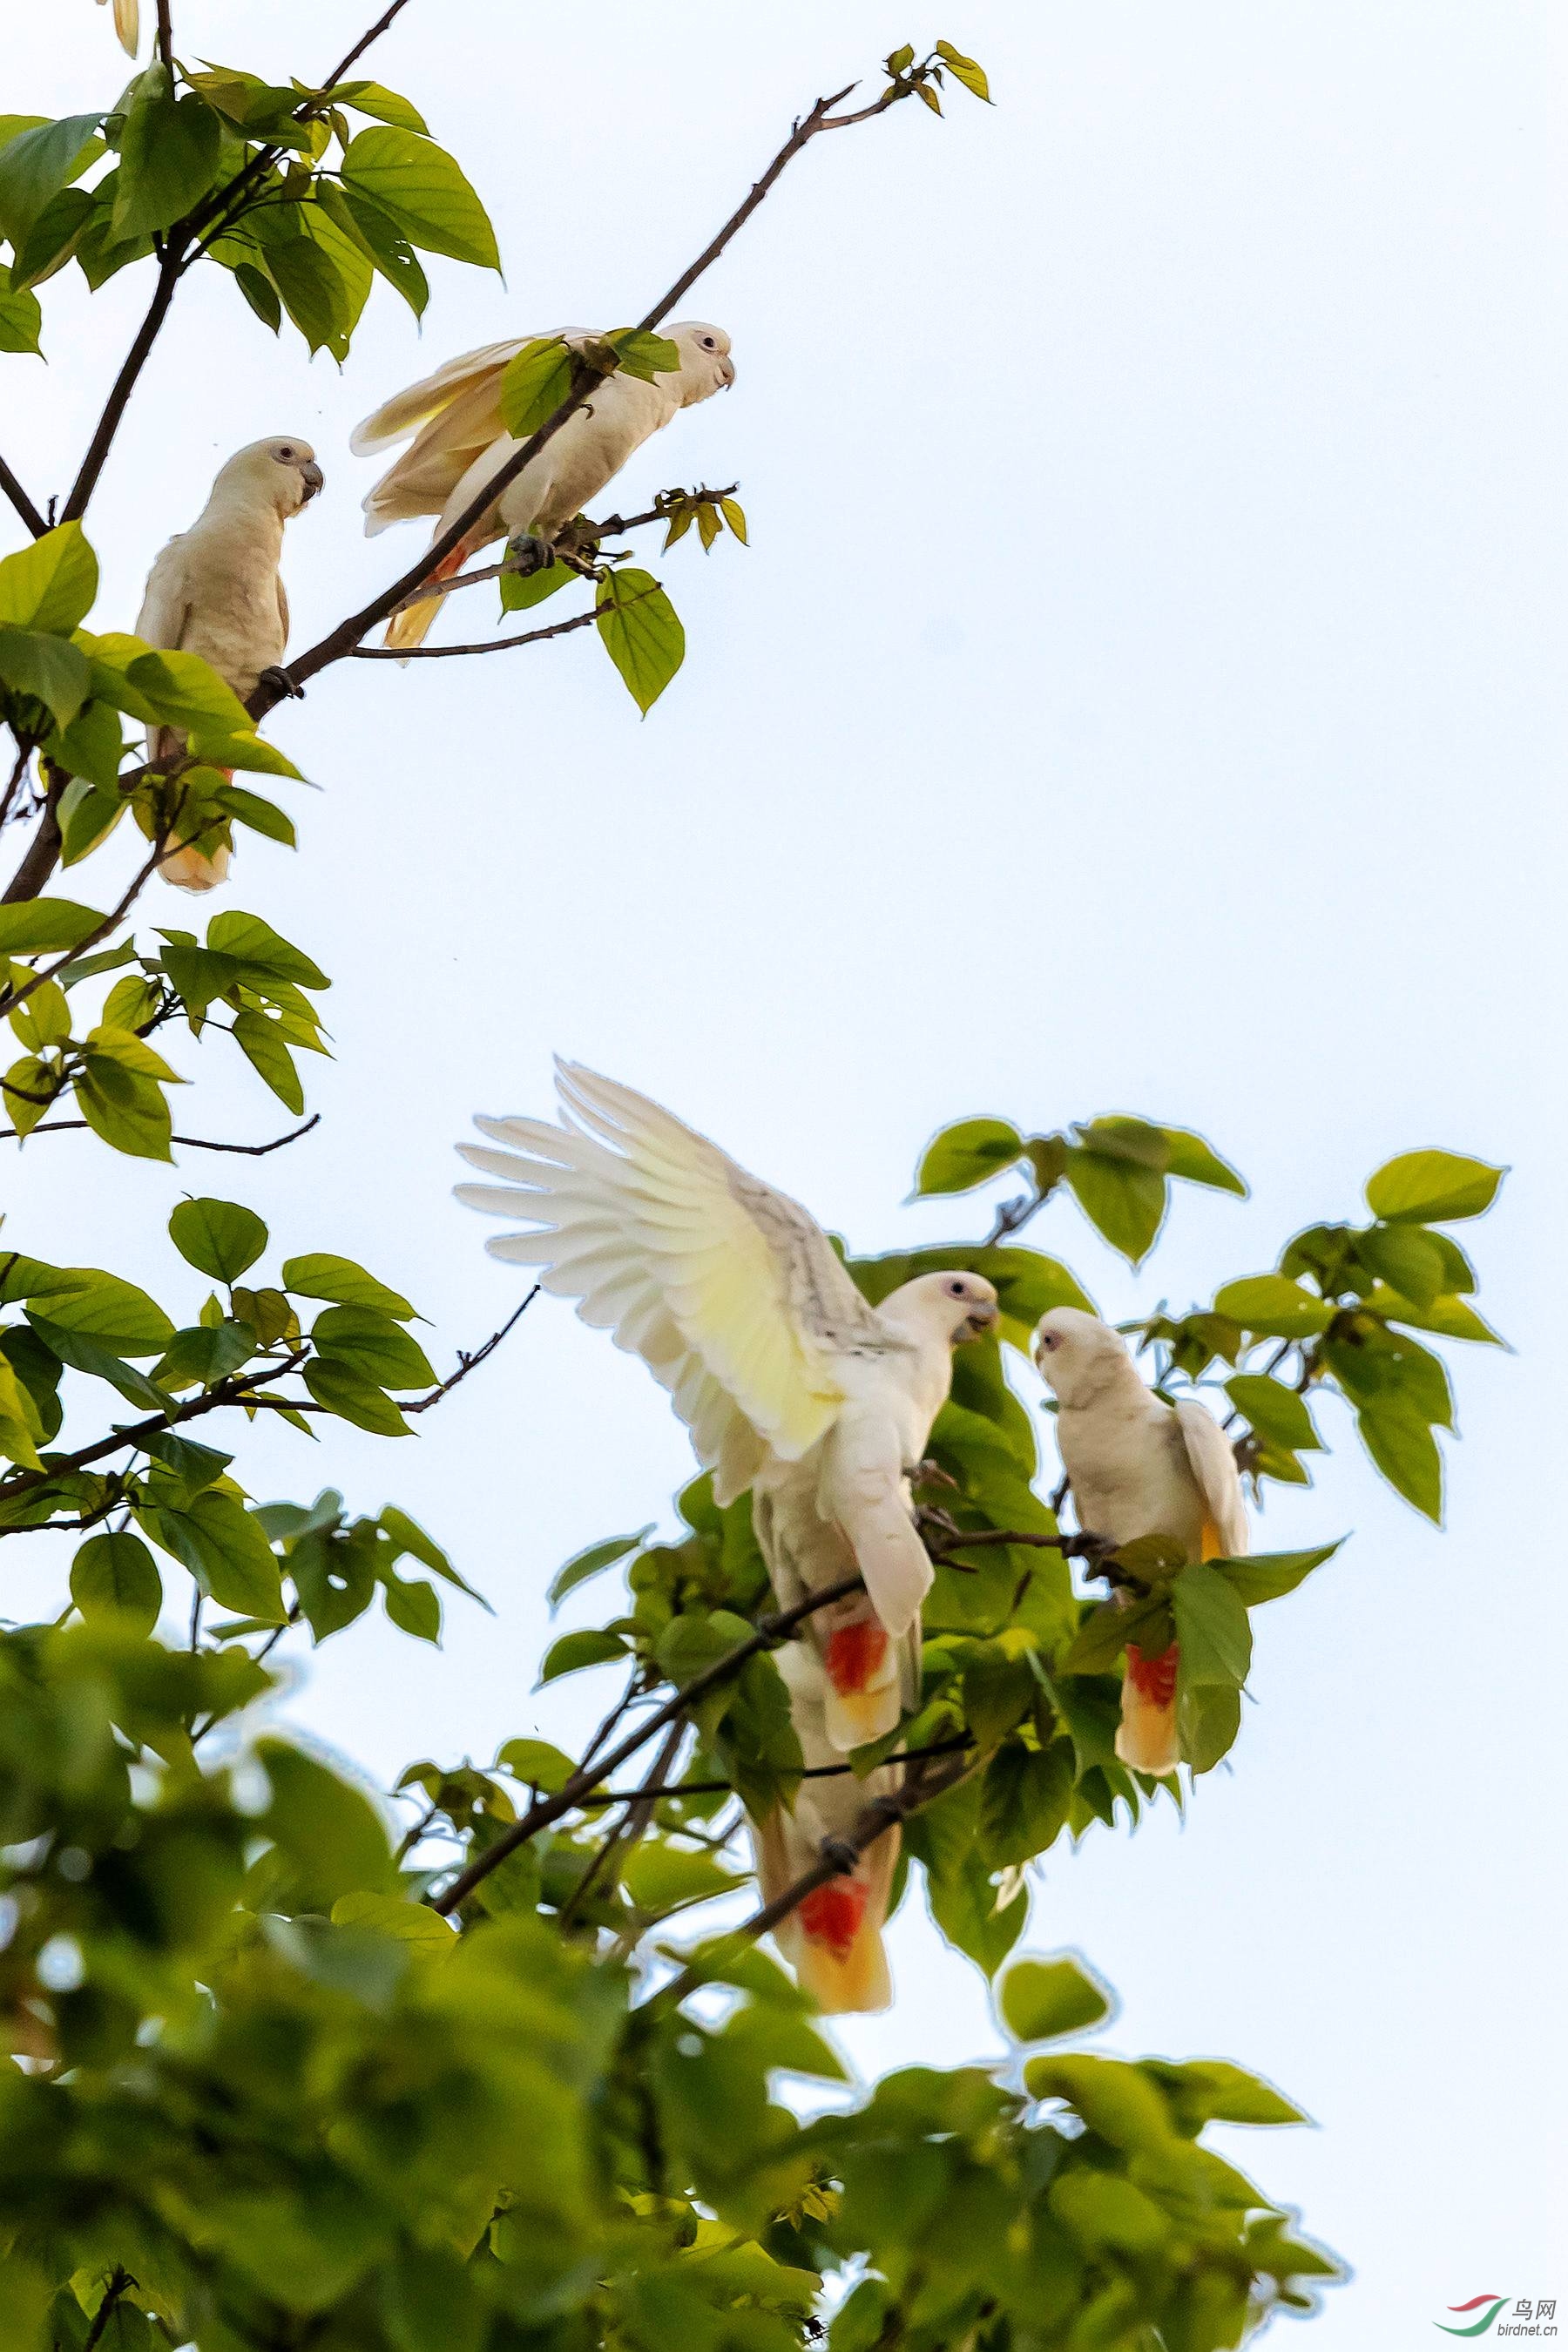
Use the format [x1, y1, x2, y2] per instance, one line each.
[1032, 1308, 1137, 1406]
[881, 1270, 1000, 1350]
[213, 438, 326, 518]
[666, 322, 736, 403]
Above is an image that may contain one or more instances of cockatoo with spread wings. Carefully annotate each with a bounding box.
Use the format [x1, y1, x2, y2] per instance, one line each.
[1032, 1307, 1248, 1776]
[353, 323, 734, 654]
[751, 1641, 902, 2012]
[133, 436, 322, 890]
[455, 1063, 998, 1747]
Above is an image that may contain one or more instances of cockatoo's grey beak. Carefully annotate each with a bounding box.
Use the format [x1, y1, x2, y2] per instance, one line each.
[719, 356, 736, 388]
[961, 1301, 1000, 1341]
[301, 460, 324, 500]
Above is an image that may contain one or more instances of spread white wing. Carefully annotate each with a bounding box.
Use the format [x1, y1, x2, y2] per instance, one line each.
[352, 331, 590, 534]
[455, 1062, 893, 1496]
[1173, 1399, 1249, 1558]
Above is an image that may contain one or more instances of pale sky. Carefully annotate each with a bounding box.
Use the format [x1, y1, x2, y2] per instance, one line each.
[5, 3, 1566, 2337]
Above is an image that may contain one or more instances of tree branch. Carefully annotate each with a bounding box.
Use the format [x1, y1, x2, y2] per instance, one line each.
[155, 0, 173, 74]
[390, 489, 742, 613]
[0, 456, 47, 542]
[347, 600, 617, 663]
[0, 1349, 308, 1512]
[427, 1571, 868, 1916]
[323, 0, 417, 85]
[0, 833, 169, 1009]
[0, 1113, 321, 1153]
[404, 1287, 540, 1412]
[252, 75, 915, 718]
[652, 1749, 975, 2011]
[61, 257, 181, 524]
[583, 1733, 975, 1804]
[559, 1720, 686, 1927]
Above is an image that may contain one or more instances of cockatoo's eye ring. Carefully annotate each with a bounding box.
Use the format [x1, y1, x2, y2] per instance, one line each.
[1039, 1334, 1059, 1351]
[700, 336, 716, 348]
[276, 447, 294, 461]
[946, 1280, 967, 1298]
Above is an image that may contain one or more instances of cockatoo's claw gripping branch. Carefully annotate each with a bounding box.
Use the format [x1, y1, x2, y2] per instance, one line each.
[258, 665, 305, 701]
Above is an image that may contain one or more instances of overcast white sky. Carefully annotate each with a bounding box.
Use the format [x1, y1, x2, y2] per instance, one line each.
[5, 1, 1567, 2336]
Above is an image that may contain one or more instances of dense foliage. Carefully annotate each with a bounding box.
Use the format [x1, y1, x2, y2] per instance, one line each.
[0, 12, 1503, 2349]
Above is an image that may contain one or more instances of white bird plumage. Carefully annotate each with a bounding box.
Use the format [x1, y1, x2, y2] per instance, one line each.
[1032, 1306, 1248, 1774]
[456, 1064, 999, 1751]
[353, 323, 735, 653]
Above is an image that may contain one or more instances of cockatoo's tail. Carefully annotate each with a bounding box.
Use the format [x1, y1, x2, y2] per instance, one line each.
[1115, 1642, 1181, 1776]
[825, 1619, 889, 1695]
[791, 1871, 893, 2013]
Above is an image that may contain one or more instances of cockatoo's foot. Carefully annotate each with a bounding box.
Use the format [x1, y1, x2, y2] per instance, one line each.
[259, 665, 304, 700]
[502, 532, 553, 578]
[909, 1458, 957, 1491]
[819, 1837, 862, 1876]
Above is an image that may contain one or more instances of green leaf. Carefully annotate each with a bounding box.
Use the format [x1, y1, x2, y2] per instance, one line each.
[205, 909, 328, 989]
[549, 1526, 652, 1607]
[27, 1315, 172, 1410]
[497, 335, 576, 436]
[311, 1305, 436, 1389]
[538, 1627, 630, 1685]
[1170, 1562, 1253, 1689]
[125, 645, 252, 736]
[979, 1740, 1074, 1866]
[168, 1197, 268, 1283]
[1355, 1396, 1443, 1522]
[1222, 1375, 1321, 1452]
[232, 1010, 303, 1112]
[335, 188, 429, 315]
[112, 72, 221, 241]
[1211, 1275, 1334, 1338]
[0, 116, 103, 249]
[74, 1058, 173, 1161]
[54, 705, 129, 801]
[0, 524, 98, 635]
[622, 1842, 745, 1914]
[152, 1320, 256, 1393]
[1000, 1953, 1112, 2042]
[258, 1736, 395, 1906]
[1142, 2058, 1308, 2130]
[29, 1269, 172, 1354]
[608, 328, 680, 382]
[140, 1489, 285, 1619]
[283, 1253, 415, 1320]
[340, 127, 499, 267]
[934, 40, 993, 100]
[1364, 1148, 1504, 1224]
[332, 81, 431, 134]
[1026, 2054, 1178, 2156]
[1213, 1543, 1340, 1605]
[71, 1531, 161, 1632]
[382, 1572, 441, 1641]
[0, 281, 43, 355]
[260, 223, 358, 360]
[1064, 1146, 1166, 1264]
[0, 630, 91, 728]
[1356, 1222, 1449, 1308]
[1362, 1284, 1504, 1345]
[595, 567, 684, 713]
[303, 1356, 410, 1436]
[378, 1504, 484, 1605]
[495, 1736, 576, 1791]
[915, 1117, 1024, 1197]
[1159, 1124, 1247, 1194]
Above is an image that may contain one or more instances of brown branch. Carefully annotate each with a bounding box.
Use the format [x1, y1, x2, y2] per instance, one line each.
[1, 762, 66, 904]
[652, 1749, 974, 2011]
[0, 1348, 308, 1511]
[0, 833, 169, 1005]
[428, 1571, 867, 1916]
[83, 2271, 133, 2352]
[559, 1720, 686, 1927]
[404, 1287, 540, 1412]
[155, 0, 173, 72]
[347, 601, 612, 662]
[0, 737, 37, 831]
[324, 0, 417, 85]
[253, 74, 916, 719]
[0, 456, 46, 542]
[61, 257, 181, 524]
[0, 1113, 321, 1153]
[585, 1733, 975, 1803]
[393, 487, 743, 612]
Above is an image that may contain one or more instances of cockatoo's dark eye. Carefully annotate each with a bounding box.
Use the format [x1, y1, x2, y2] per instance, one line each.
[700, 336, 715, 349]
[276, 447, 294, 461]
[947, 1281, 966, 1298]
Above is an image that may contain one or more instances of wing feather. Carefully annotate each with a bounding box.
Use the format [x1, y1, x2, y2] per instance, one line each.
[1173, 1400, 1249, 1557]
[456, 1060, 890, 1472]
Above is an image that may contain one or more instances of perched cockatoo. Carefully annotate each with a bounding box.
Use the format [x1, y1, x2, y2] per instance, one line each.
[352, 323, 734, 654]
[454, 1063, 998, 1742]
[750, 1641, 902, 2013]
[97, 0, 139, 56]
[134, 436, 322, 890]
[1032, 1307, 1248, 1776]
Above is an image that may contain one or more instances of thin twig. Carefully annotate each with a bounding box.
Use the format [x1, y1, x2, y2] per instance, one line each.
[347, 601, 618, 662]
[323, 0, 417, 84]
[0, 1348, 308, 1511]
[0, 455, 47, 541]
[83, 2271, 133, 2352]
[560, 1720, 686, 1928]
[0, 834, 169, 1010]
[253, 77, 916, 718]
[0, 1113, 321, 1153]
[155, 0, 173, 72]
[404, 1287, 540, 1412]
[585, 1734, 975, 1803]
[62, 259, 180, 524]
[428, 1571, 867, 1916]
[392, 488, 743, 612]
[0, 738, 35, 831]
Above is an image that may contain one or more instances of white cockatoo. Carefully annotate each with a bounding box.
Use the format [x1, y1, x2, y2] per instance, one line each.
[133, 436, 322, 890]
[454, 1063, 998, 1745]
[1032, 1307, 1248, 1776]
[97, 0, 139, 56]
[750, 1640, 902, 2013]
[351, 323, 734, 654]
